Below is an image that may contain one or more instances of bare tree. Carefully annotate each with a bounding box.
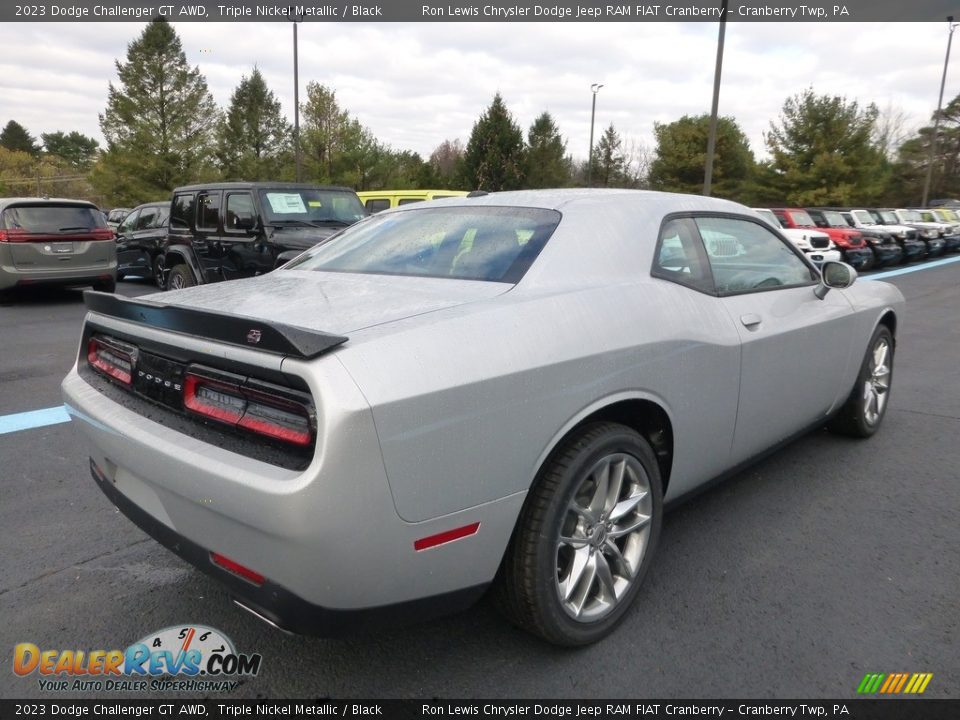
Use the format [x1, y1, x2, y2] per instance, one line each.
[873, 101, 914, 161]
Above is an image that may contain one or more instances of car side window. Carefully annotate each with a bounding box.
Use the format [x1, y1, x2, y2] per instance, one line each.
[224, 193, 256, 232]
[117, 210, 139, 234]
[398, 198, 422, 206]
[196, 192, 220, 231]
[695, 216, 816, 295]
[136, 208, 158, 231]
[365, 199, 390, 213]
[171, 193, 195, 230]
[651, 217, 714, 293]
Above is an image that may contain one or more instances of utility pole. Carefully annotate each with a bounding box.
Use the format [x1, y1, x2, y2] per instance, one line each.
[587, 83, 603, 186]
[921, 16, 958, 207]
[704, 0, 729, 196]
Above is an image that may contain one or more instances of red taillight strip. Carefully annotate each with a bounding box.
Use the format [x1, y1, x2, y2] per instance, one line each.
[183, 374, 245, 424]
[210, 552, 265, 586]
[183, 368, 314, 448]
[414, 522, 481, 552]
[87, 337, 134, 385]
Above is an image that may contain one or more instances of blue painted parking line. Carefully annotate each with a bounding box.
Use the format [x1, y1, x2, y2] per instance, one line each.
[865, 254, 960, 280]
[0, 406, 71, 435]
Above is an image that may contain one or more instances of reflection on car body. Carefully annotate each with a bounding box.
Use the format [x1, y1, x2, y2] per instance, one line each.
[62, 189, 903, 646]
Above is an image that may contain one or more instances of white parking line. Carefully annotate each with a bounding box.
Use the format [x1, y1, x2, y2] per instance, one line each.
[865, 254, 960, 280]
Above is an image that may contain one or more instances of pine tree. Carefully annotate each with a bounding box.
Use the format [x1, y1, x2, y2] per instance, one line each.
[216, 67, 291, 180]
[461, 93, 525, 191]
[765, 89, 885, 206]
[96, 18, 219, 202]
[0, 120, 39, 156]
[648, 114, 754, 199]
[41, 131, 100, 170]
[301, 82, 351, 183]
[593, 124, 626, 187]
[524, 112, 570, 188]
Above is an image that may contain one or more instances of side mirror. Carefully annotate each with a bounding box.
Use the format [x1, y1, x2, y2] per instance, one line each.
[814, 260, 857, 299]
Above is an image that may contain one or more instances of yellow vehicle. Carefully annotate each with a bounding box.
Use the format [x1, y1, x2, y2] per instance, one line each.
[357, 189, 468, 213]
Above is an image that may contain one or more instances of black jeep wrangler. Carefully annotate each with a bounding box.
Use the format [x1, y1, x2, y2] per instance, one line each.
[159, 182, 366, 289]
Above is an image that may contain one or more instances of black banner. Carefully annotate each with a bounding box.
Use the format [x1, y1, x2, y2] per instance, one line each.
[1, 0, 957, 23]
[1, 700, 958, 720]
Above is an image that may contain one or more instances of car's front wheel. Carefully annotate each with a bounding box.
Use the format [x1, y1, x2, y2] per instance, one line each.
[829, 325, 894, 437]
[496, 422, 663, 646]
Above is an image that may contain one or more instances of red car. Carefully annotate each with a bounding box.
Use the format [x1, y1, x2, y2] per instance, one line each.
[771, 208, 874, 271]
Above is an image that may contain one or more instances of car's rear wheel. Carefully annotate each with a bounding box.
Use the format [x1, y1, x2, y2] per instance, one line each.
[496, 422, 663, 646]
[828, 325, 894, 438]
[167, 264, 195, 291]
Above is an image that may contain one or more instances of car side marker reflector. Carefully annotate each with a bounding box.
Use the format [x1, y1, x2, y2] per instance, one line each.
[210, 552, 265, 586]
[413, 522, 481, 552]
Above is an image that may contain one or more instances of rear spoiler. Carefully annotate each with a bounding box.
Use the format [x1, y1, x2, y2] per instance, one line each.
[83, 291, 348, 360]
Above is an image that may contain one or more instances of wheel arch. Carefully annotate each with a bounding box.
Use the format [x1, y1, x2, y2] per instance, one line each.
[532, 393, 675, 497]
[162, 244, 204, 285]
[877, 309, 897, 344]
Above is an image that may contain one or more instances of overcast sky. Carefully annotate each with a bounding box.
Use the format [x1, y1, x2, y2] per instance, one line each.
[1, 21, 957, 165]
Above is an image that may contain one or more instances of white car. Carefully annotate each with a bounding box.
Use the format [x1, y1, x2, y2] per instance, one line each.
[752, 208, 841, 265]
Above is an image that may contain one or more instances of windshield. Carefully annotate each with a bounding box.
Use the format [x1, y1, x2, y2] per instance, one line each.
[900, 210, 922, 222]
[853, 210, 875, 225]
[822, 211, 849, 227]
[258, 189, 366, 225]
[876, 210, 898, 224]
[789, 210, 816, 227]
[2, 204, 107, 232]
[755, 209, 781, 228]
[939, 209, 959, 221]
[285, 206, 561, 283]
[918, 211, 938, 223]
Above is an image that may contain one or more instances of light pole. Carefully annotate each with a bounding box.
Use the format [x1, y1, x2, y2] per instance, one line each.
[921, 16, 958, 207]
[704, 0, 728, 196]
[291, 12, 303, 182]
[587, 83, 603, 187]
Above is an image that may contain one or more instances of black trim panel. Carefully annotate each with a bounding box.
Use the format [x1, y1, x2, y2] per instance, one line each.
[90, 459, 489, 636]
[83, 290, 348, 360]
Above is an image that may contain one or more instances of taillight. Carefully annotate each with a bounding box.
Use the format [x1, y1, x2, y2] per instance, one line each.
[0, 229, 28, 242]
[87, 336, 136, 385]
[210, 552, 265, 586]
[184, 367, 314, 447]
[90, 228, 115, 241]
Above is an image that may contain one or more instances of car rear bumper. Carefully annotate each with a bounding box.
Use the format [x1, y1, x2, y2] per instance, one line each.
[88, 457, 488, 636]
[62, 362, 521, 624]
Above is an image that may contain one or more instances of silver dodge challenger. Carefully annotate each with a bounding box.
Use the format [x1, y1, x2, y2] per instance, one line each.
[62, 190, 903, 645]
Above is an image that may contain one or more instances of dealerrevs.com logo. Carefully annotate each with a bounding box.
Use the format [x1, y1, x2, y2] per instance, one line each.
[13, 625, 262, 693]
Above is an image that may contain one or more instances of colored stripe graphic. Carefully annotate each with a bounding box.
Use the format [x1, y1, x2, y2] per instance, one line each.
[858, 672, 932, 694]
[0, 405, 71, 435]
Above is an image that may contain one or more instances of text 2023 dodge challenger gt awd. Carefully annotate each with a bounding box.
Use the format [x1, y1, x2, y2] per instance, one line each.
[62, 190, 903, 646]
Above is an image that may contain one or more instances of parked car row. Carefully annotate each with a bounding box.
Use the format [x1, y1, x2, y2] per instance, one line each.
[762, 206, 960, 271]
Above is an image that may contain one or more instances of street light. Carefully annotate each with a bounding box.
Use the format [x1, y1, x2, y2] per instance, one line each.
[291, 11, 304, 182]
[587, 83, 603, 187]
[921, 16, 959, 207]
[704, 0, 729, 196]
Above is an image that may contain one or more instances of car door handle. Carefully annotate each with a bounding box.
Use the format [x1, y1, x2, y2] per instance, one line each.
[740, 313, 762, 329]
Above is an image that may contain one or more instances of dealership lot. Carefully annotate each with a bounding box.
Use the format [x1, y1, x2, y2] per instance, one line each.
[1, 263, 958, 699]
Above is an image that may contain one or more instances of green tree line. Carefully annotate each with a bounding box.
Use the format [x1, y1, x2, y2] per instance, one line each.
[3, 18, 957, 208]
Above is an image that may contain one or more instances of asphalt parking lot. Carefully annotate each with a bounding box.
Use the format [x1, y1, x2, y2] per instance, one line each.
[1, 261, 958, 700]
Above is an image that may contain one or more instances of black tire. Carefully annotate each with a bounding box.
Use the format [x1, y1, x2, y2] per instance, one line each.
[495, 422, 663, 646]
[92, 277, 116, 293]
[828, 325, 894, 438]
[116, 271, 126, 282]
[167, 264, 196, 291]
[152, 255, 166, 289]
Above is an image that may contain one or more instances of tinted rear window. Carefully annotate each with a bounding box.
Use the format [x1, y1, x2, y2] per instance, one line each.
[285, 206, 561, 283]
[2, 204, 106, 233]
